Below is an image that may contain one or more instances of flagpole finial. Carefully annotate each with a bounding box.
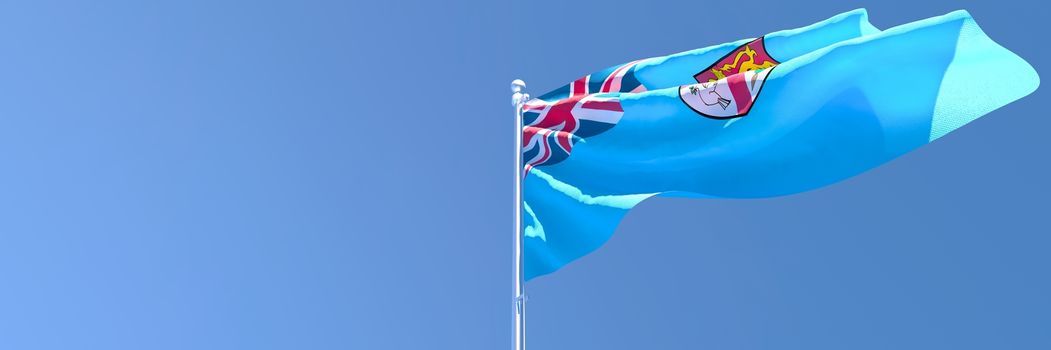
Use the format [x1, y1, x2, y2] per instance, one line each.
[512, 79, 529, 108]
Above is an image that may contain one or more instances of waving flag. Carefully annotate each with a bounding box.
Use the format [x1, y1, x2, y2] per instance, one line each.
[522, 9, 1039, 280]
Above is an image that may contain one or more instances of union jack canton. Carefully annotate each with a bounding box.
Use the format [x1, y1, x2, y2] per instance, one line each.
[522, 60, 647, 173]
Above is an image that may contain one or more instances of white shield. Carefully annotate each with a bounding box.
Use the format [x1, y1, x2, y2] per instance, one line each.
[679, 68, 774, 119]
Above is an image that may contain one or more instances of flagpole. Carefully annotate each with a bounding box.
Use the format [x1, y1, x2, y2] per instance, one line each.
[511, 79, 529, 350]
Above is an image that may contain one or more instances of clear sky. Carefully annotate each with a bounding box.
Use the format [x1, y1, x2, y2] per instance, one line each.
[0, 1, 1046, 349]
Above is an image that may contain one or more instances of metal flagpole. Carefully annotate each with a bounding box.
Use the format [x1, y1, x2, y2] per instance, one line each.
[511, 79, 529, 350]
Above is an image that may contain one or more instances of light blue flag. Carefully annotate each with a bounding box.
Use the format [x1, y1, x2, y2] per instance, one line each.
[522, 10, 1039, 280]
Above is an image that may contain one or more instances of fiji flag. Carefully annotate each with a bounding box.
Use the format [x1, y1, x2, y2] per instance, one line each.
[522, 9, 1039, 280]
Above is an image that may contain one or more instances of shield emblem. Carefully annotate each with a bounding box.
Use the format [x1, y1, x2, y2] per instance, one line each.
[681, 37, 779, 119]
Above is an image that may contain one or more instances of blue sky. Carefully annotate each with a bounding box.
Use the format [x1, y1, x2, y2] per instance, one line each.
[0, 1, 1047, 349]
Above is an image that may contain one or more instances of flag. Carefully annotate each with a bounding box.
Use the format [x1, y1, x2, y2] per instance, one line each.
[522, 9, 1039, 280]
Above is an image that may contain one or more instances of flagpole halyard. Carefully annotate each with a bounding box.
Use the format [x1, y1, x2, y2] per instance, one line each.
[511, 79, 529, 350]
